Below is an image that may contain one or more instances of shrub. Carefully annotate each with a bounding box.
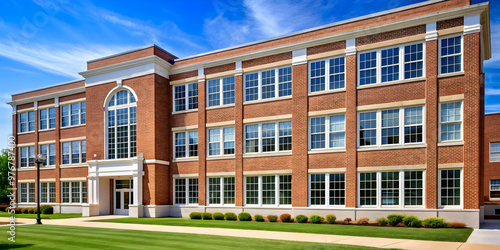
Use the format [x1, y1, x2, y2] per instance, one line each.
[27, 208, 34, 214]
[238, 212, 252, 221]
[310, 214, 324, 224]
[354, 217, 369, 225]
[376, 217, 388, 226]
[14, 207, 22, 214]
[4, 207, 9, 212]
[189, 212, 201, 220]
[40, 205, 53, 214]
[387, 213, 405, 226]
[21, 207, 29, 214]
[344, 218, 352, 224]
[448, 222, 467, 228]
[290, 218, 294, 222]
[267, 215, 278, 222]
[280, 214, 292, 223]
[296, 215, 308, 223]
[212, 212, 225, 220]
[326, 214, 336, 224]
[224, 212, 237, 221]
[201, 212, 212, 220]
[402, 215, 422, 227]
[423, 217, 448, 228]
[254, 214, 264, 222]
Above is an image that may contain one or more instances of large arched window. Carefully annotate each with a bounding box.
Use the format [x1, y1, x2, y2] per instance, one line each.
[106, 89, 137, 159]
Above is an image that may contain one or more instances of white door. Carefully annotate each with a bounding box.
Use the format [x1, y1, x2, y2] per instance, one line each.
[115, 180, 133, 215]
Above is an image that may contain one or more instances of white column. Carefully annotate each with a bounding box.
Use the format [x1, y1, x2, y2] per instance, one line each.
[88, 177, 99, 205]
[292, 49, 307, 66]
[133, 175, 142, 205]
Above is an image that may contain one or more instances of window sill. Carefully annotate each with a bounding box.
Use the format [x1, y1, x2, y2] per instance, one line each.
[172, 109, 198, 115]
[438, 141, 464, 147]
[60, 124, 86, 130]
[17, 166, 56, 171]
[172, 157, 199, 163]
[490, 159, 500, 163]
[243, 96, 292, 105]
[357, 77, 425, 90]
[39, 128, 56, 133]
[357, 143, 426, 152]
[243, 151, 292, 158]
[437, 71, 464, 79]
[206, 155, 235, 161]
[308, 88, 346, 97]
[244, 205, 293, 208]
[17, 131, 35, 135]
[308, 148, 346, 155]
[171, 204, 199, 207]
[60, 164, 88, 168]
[206, 103, 235, 110]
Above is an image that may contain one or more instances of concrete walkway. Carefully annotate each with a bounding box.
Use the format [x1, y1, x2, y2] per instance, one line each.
[2, 216, 499, 250]
[467, 220, 500, 245]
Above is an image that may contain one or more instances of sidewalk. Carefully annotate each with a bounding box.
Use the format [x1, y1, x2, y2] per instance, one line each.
[467, 220, 500, 245]
[1, 216, 499, 250]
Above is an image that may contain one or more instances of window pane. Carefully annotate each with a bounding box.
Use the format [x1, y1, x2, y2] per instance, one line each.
[381, 172, 399, 206]
[279, 175, 292, 205]
[245, 73, 259, 101]
[175, 132, 186, 158]
[440, 36, 462, 74]
[262, 176, 276, 205]
[208, 129, 220, 156]
[311, 117, 326, 149]
[329, 57, 345, 90]
[223, 177, 235, 205]
[381, 47, 399, 83]
[381, 109, 399, 145]
[262, 123, 275, 152]
[404, 106, 423, 143]
[222, 77, 235, 105]
[246, 176, 259, 205]
[330, 115, 345, 148]
[208, 79, 220, 107]
[310, 61, 326, 92]
[223, 127, 235, 155]
[359, 111, 377, 146]
[359, 51, 377, 86]
[189, 178, 199, 204]
[310, 174, 325, 205]
[245, 125, 259, 153]
[359, 172, 377, 206]
[189, 131, 198, 157]
[404, 43, 423, 79]
[278, 67, 292, 97]
[405, 171, 423, 206]
[174, 85, 186, 112]
[440, 169, 461, 206]
[329, 173, 345, 205]
[279, 121, 292, 151]
[261, 70, 275, 99]
[188, 83, 198, 110]
[175, 179, 186, 205]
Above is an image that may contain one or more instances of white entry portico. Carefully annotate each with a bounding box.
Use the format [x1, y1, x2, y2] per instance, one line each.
[83, 155, 144, 217]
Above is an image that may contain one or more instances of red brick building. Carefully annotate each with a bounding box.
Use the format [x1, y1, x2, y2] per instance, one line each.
[9, 0, 496, 228]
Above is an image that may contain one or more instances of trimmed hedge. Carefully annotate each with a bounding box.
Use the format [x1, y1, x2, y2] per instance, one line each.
[423, 217, 448, 228]
[189, 212, 201, 220]
[448, 222, 466, 228]
[201, 212, 213, 220]
[238, 212, 252, 221]
[213, 212, 225, 220]
[326, 214, 336, 224]
[40, 205, 53, 214]
[27, 208, 35, 214]
[21, 207, 29, 214]
[402, 215, 421, 227]
[310, 214, 324, 224]
[267, 215, 278, 222]
[279, 214, 292, 223]
[224, 212, 237, 221]
[376, 217, 388, 226]
[296, 215, 308, 223]
[387, 213, 405, 226]
[354, 217, 369, 225]
[254, 214, 264, 222]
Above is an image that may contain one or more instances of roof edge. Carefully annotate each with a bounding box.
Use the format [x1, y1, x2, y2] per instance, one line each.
[11, 79, 84, 97]
[86, 44, 178, 64]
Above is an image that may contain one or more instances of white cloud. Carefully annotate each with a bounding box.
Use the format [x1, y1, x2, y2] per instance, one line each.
[486, 104, 500, 112]
[486, 88, 500, 95]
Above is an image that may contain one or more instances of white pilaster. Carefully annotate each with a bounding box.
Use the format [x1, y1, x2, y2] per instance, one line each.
[88, 177, 99, 204]
[292, 49, 307, 66]
[133, 174, 143, 205]
[235, 61, 243, 76]
[345, 38, 357, 56]
[54, 97, 59, 107]
[197, 67, 205, 82]
[464, 14, 481, 35]
[34, 101, 38, 111]
[12, 106, 17, 115]
[426, 22, 438, 41]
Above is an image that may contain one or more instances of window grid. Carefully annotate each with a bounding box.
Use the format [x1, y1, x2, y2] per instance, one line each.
[491, 143, 500, 162]
[40, 144, 56, 166]
[404, 106, 423, 143]
[359, 112, 377, 146]
[278, 67, 292, 97]
[208, 127, 235, 156]
[440, 169, 461, 206]
[381, 109, 400, 145]
[208, 76, 235, 107]
[20, 146, 35, 167]
[61, 181, 86, 204]
[245, 66, 292, 101]
[208, 177, 221, 205]
[440, 36, 462, 74]
[310, 60, 326, 92]
[381, 47, 400, 83]
[61, 141, 86, 165]
[310, 174, 326, 205]
[223, 177, 235, 205]
[19, 111, 35, 133]
[107, 90, 137, 159]
[244, 121, 292, 154]
[174, 131, 198, 159]
[245, 176, 259, 205]
[245, 175, 292, 206]
[261, 175, 275, 205]
[310, 115, 346, 150]
[189, 178, 199, 204]
[261, 69, 275, 100]
[207, 177, 235, 206]
[404, 43, 424, 79]
[174, 178, 187, 205]
[174, 82, 198, 112]
[329, 173, 345, 206]
[359, 172, 377, 206]
[279, 175, 292, 205]
[404, 171, 423, 206]
[39, 108, 56, 130]
[381, 172, 400, 206]
[19, 183, 36, 203]
[61, 102, 86, 127]
[490, 180, 500, 199]
[359, 51, 377, 86]
[440, 101, 462, 142]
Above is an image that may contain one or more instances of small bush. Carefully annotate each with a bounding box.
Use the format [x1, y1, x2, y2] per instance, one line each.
[296, 215, 308, 223]
[238, 212, 252, 221]
[14, 207, 22, 213]
[189, 212, 202, 220]
[326, 214, 336, 224]
[40, 205, 53, 214]
[402, 215, 421, 227]
[4, 207, 9, 212]
[267, 215, 278, 222]
[27, 208, 34, 214]
[310, 214, 324, 224]
[224, 212, 237, 221]
[213, 212, 225, 220]
[21, 207, 29, 214]
[387, 213, 405, 226]
[354, 217, 370, 225]
[290, 218, 294, 222]
[280, 214, 292, 223]
[201, 212, 212, 220]
[448, 222, 467, 228]
[423, 217, 448, 228]
[344, 217, 352, 224]
[376, 217, 388, 226]
[254, 214, 264, 222]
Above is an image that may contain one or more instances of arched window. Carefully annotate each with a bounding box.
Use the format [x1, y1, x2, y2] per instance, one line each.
[106, 89, 137, 159]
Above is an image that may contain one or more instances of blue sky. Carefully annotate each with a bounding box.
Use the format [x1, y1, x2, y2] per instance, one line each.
[0, 0, 498, 150]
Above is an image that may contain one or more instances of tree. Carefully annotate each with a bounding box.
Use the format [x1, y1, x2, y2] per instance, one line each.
[0, 149, 12, 204]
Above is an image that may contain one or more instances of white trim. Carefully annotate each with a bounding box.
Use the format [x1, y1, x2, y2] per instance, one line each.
[464, 14, 481, 35]
[438, 163, 464, 169]
[206, 172, 235, 177]
[173, 130, 199, 160]
[490, 142, 500, 162]
[438, 33, 464, 76]
[206, 176, 236, 206]
[243, 174, 292, 207]
[345, 38, 356, 56]
[243, 114, 292, 124]
[242, 151, 292, 158]
[308, 54, 346, 94]
[243, 65, 293, 102]
[308, 172, 346, 207]
[173, 177, 199, 206]
[308, 168, 346, 174]
[206, 75, 235, 108]
[173, 82, 198, 112]
[60, 137, 86, 142]
[172, 125, 198, 131]
[438, 168, 463, 209]
[438, 100, 463, 143]
[292, 49, 307, 66]
[59, 98, 86, 106]
[426, 22, 438, 41]
[438, 94, 464, 103]
[308, 114, 346, 151]
[60, 177, 87, 181]
[206, 121, 235, 128]
[172, 173, 199, 178]
[244, 120, 292, 155]
[144, 159, 170, 165]
[243, 170, 292, 176]
[207, 126, 235, 157]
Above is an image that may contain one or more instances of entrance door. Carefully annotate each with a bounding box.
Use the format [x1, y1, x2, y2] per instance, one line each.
[115, 180, 133, 215]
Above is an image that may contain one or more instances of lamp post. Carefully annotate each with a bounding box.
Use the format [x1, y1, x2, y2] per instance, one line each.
[34, 154, 46, 225]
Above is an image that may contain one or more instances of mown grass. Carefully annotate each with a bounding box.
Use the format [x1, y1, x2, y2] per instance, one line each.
[0, 211, 81, 220]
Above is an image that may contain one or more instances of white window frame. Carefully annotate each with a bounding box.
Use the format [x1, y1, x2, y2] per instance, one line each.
[438, 34, 464, 76]
[173, 178, 199, 205]
[173, 82, 198, 112]
[357, 170, 426, 208]
[357, 41, 426, 86]
[206, 76, 235, 107]
[61, 181, 87, 204]
[40, 182, 56, 203]
[308, 173, 346, 207]
[438, 169, 463, 209]
[490, 180, 500, 201]
[244, 66, 292, 102]
[19, 111, 35, 133]
[39, 107, 56, 130]
[19, 183, 35, 203]
[308, 114, 346, 151]
[244, 121, 292, 154]
[308, 56, 346, 93]
[61, 140, 86, 165]
[243, 174, 292, 207]
[61, 102, 86, 127]
[438, 101, 463, 143]
[19, 146, 35, 167]
[357, 105, 426, 148]
[173, 130, 199, 159]
[490, 142, 500, 162]
[207, 127, 235, 156]
[206, 176, 235, 206]
[105, 89, 137, 160]
[39, 143, 56, 166]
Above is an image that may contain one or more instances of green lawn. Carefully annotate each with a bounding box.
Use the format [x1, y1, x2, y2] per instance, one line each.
[96, 217, 473, 242]
[0, 211, 81, 220]
[0, 225, 387, 250]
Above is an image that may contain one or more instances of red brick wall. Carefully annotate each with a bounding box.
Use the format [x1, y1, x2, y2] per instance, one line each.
[484, 114, 500, 203]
